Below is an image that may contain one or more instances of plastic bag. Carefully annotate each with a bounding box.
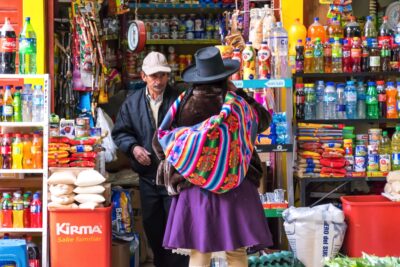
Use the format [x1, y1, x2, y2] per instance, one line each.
[111, 187, 134, 241]
[96, 108, 117, 162]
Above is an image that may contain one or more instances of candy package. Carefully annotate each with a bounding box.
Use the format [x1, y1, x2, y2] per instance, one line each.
[112, 187, 134, 241]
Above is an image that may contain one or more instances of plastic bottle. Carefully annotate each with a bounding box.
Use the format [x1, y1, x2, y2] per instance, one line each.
[336, 83, 346, 119]
[19, 17, 36, 74]
[342, 39, 352, 73]
[21, 84, 32, 122]
[32, 85, 44, 122]
[332, 37, 342, 73]
[386, 82, 398, 119]
[2, 85, 13, 122]
[257, 42, 271, 79]
[392, 125, 400, 171]
[22, 134, 33, 169]
[313, 37, 323, 73]
[369, 41, 381, 72]
[30, 193, 42, 228]
[1, 133, 11, 169]
[1, 193, 12, 227]
[361, 42, 370, 72]
[295, 83, 305, 120]
[357, 81, 366, 119]
[12, 86, 22, 122]
[262, 7, 276, 44]
[378, 16, 393, 48]
[304, 83, 316, 120]
[307, 17, 326, 43]
[32, 134, 42, 169]
[271, 22, 289, 78]
[11, 134, 23, 169]
[12, 192, 23, 228]
[366, 81, 379, 119]
[326, 17, 343, 39]
[377, 80, 387, 118]
[323, 82, 337, 120]
[304, 37, 313, 73]
[288, 18, 306, 73]
[397, 81, 400, 117]
[26, 236, 40, 267]
[391, 44, 399, 71]
[295, 39, 304, 73]
[324, 39, 332, 73]
[379, 131, 391, 172]
[0, 86, 3, 121]
[364, 15, 377, 47]
[344, 16, 361, 44]
[0, 17, 16, 74]
[23, 192, 31, 228]
[345, 81, 357, 119]
[351, 37, 362, 72]
[380, 40, 390, 71]
[315, 80, 325, 119]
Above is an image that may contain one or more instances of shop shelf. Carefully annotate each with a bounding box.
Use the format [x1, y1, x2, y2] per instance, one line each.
[255, 144, 293, 153]
[296, 176, 386, 183]
[293, 71, 400, 79]
[0, 169, 44, 174]
[128, 2, 232, 9]
[0, 122, 45, 127]
[297, 118, 400, 124]
[231, 78, 293, 89]
[0, 176, 42, 188]
[0, 228, 43, 233]
[0, 74, 49, 79]
[146, 39, 221, 45]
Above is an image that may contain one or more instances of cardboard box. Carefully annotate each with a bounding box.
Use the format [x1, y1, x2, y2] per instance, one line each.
[112, 240, 130, 267]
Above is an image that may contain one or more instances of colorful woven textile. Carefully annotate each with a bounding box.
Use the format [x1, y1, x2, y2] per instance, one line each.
[157, 91, 259, 194]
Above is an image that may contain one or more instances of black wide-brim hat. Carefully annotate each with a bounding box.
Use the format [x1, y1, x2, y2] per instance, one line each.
[182, 46, 240, 84]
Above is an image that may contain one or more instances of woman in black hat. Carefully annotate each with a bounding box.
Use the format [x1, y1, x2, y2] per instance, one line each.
[153, 46, 273, 266]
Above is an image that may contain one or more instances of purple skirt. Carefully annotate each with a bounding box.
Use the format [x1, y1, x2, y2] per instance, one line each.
[163, 179, 273, 253]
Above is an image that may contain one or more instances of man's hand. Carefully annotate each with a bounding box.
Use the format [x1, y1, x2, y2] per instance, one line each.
[132, 146, 151, 166]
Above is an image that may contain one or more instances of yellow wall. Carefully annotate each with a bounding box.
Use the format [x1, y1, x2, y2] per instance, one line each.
[23, 0, 45, 74]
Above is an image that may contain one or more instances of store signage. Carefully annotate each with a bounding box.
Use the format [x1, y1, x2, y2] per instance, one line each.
[231, 80, 243, 88]
[56, 223, 103, 235]
[265, 79, 285, 88]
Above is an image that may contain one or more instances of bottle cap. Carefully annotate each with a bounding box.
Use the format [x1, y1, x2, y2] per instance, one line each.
[317, 80, 324, 85]
[387, 81, 394, 86]
[383, 131, 388, 136]
[297, 39, 302, 43]
[25, 17, 30, 22]
[15, 86, 22, 90]
[334, 37, 339, 41]
[326, 82, 335, 86]
[376, 80, 385, 85]
[3, 133, 10, 138]
[315, 37, 320, 42]
[33, 193, 40, 199]
[367, 16, 372, 20]
[346, 81, 355, 85]
[367, 81, 376, 86]
[246, 41, 252, 45]
[5, 85, 11, 90]
[295, 83, 304, 89]
[332, 17, 337, 21]
[396, 125, 400, 131]
[314, 17, 319, 21]
[337, 83, 345, 88]
[306, 37, 311, 41]
[276, 22, 282, 27]
[15, 133, 22, 138]
[14, 192, 21, 198]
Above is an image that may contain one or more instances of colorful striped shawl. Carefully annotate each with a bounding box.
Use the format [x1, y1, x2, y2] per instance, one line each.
[157, 91, 259, 194]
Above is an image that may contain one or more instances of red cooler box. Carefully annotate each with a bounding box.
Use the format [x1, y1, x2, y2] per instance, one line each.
[49, 206, 111, 267]
[341, 195, 400, 257]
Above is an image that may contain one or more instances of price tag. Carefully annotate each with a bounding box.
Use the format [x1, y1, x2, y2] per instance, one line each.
[265, 79, 285, 88]
[232, 80, 244, 88]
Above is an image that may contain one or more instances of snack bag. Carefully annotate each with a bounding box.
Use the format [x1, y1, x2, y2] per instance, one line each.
[111, 187, 134, 241]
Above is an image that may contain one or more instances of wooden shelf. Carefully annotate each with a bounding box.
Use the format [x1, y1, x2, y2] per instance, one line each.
[0, 176, 42, 188]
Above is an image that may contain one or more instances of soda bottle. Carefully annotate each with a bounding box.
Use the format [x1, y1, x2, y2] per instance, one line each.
[32, 85, 44, 122]
[22, 134, 33, 169]
[30, 193, 42, 228]
[230, 49, 241, 80]
[345, 81, 357, 119]
[12, 192, 23, 228]
[295, 39, 304, 73]
[12, 86, 22, 122]
[380, 40, 390, 71]
[397, 81, 400, 117]
[366, 81, 379, 119]
[361, 42, 370, 72]
[324, 38, 332, 73]
[332, 37, 342, 73]
[336, 83, 346, 119]
[2, 85, 13, 122]
[379, 131, 391, 172]
[313, 37, 323, 73]
[315, 80, 325, 119]
[392, 125, 400, 171]
[11, 134, 23, 169]
[295, 83, 305, 120]
[386, 81, 398, 119]
[19, 17, 36, 74]
[0, 18, 16, 74]
[242, 42, 256, 80]
[257, 42, 271, 79]
[21, 84, 33, 122]
[377, 80, 387, 118]
[364, 15, 377, 47]
[326, 17, 343, 39]
[342, 39, 352, 73]
[378, 16, 393, 48]
[271, 22, 289, 78]
[351, 37, 362, 72]
[390, 44, 399, 71]
[1, 193, 12, 227]
[23, 192, 31, 228]
[1, 133, 11, 169]
[288, 18, 306, 73]
[304, 37, 313, 73]
[307, 17, 326, 43]
[323, 82, 337, 120]
[344, 16, 361, 44]
[32, 133, 42, 169]
[357, 81, 367, 119]
[26, 236, 40, 267]
[369, 41, 381, 72]
[304, 83, 316, 120]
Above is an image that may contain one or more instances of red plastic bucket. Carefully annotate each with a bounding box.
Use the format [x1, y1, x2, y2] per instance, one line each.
[341, 195, 400, 257]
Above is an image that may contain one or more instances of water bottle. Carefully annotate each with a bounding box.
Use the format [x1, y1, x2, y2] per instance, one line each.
[357, 81, 366, 119]
[32, 85, 43, 122]
[22, 83, 32, 122]
[304, 83, 316, 120]
[271, 22, 289, 78]
[19, 17, 36, 74]
[345, 80, 357, 119]
[315, 80, 325, 119]
[323, 82, 337, 120]
[336, 83, 346, 119]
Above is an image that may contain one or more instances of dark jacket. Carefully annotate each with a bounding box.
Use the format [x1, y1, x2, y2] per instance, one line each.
[112, 85, 179, 179]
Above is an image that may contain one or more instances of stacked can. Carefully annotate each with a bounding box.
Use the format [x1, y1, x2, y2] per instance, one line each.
[354, 134, 368, 172]
[343, 139, 354, 174]
[367, 129, 382, 172]
[152, 14, 161, 39]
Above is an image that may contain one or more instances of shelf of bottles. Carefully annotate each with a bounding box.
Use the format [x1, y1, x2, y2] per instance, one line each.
[146, 39, 221, 45]
[128, 2, 232, 9]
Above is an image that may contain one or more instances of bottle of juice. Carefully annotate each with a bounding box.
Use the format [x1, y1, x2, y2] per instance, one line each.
[2, 85, 13, 122]
[12, 192, 23, 228]
[30, 193, 42, 228]
[326, 17, 343, 39]
[1, 193, 12, 228]
[332, 37, 342, 73]
[391, 125, 400, 171]
[257, 41, 271, 79]
[387, 82, 398, 118]
[11, 133, 23, 169]
[242, 42, 256, 80]
[369, 41, 381, 72]
[307, 17, 326, 43]
[379, 131, 391, 172]
[342, 39, 352, 73]
[288, 18, 306, 73]
[32, 133, 42, 169]
[351, 37, 362, 72]
[313, 37, 323, 73]
[230, 49, 242, 80]
[295, 39, 304, 73]
[22, 134, 33, 169]
[23, 192, 31, 228]
[1, 133, 11, 169]
[304, 37, 313, 73]
[324, 39, 332, 73]
[12, 86, 22, 122]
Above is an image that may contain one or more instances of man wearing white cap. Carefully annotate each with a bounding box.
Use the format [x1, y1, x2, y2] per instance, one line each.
[112, 52, 189, 267]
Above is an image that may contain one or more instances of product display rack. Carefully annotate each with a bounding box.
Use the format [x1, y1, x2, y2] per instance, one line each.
[146, 39, 221, 45]
[128, 2, 232, 9]
[0, 74, 50, 267]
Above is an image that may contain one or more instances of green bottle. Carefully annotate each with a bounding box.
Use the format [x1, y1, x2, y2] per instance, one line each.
[13, 86, 22, 122]
[19, 17, 37, 74]
[366, 81, 378, 119]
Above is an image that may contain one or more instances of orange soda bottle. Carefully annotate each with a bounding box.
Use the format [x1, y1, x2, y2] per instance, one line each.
[32, 133, 42, 169]
[327, 17, 344, 39]
[308, 17, 326, 43]
[22, 134, 33, 169]
[11, 133, 23, 169]
[386, 82, 398, 118]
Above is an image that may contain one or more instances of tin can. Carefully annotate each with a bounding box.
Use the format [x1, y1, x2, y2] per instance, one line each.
[355, 144, 367, 156]
[356, 134, 368, 145]
[368, 128, 382, 142]
[354, 156, 366, 172]
[152, 15, 161, 34]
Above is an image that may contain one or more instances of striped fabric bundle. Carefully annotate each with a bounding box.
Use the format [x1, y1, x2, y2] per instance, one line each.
[157, 91, 259, 194]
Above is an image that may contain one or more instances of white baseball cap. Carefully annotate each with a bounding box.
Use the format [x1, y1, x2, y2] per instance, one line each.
[141, 52, 171, 75]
